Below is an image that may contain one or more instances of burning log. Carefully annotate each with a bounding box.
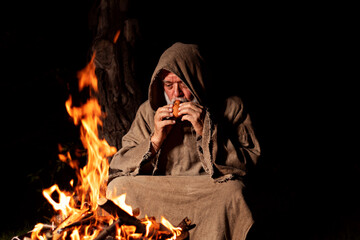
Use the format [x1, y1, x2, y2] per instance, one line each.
[91, 216, 192, 240]
[92, 220, 119, 240]
[97, 198, 193, 240]
[175, 217, 194, 239]
[97, 197, 146, 234]
[12, 197, 193, 240]
[11, 224, 54, 240]
[51, 208, 94, 240]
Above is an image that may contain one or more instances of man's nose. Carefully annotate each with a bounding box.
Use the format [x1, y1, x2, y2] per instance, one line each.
[174, 84, 183, 97]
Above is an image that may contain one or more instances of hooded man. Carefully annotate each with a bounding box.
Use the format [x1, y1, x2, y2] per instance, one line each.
[107, 42, 261, 239]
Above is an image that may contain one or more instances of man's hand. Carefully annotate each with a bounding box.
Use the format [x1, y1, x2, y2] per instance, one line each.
[151, 104, 176, 152]
[178, 102, 205, 136]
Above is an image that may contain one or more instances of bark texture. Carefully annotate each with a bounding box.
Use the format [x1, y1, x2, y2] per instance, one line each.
[89, 0, 142, 151]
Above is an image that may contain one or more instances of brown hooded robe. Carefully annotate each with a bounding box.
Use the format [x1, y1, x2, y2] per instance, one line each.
[107, 42, 261, 240]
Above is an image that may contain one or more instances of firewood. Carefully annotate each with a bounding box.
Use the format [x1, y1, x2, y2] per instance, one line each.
[97, 198, 146, 234]
[97, 198, 193, 240]
[93, 219, 120, 240]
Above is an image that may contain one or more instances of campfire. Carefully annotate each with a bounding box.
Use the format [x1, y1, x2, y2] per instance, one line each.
[13, 53, 192, 240]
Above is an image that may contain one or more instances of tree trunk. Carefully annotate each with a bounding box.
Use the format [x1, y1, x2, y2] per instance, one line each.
[89, 0, 141, 151]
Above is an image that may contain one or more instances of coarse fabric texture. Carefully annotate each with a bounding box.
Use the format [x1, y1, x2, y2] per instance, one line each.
[109, 42, 260, 180]
[107, 175, 253, 240]
[107, 42, 261, 239]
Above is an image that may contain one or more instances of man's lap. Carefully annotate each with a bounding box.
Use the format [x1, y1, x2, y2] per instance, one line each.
[107, 175, 253, 240]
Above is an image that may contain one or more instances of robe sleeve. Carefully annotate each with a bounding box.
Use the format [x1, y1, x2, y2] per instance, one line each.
[217, 95, 261, 176]
[109, 101, 157, 180]
[196, 96, 261, 181]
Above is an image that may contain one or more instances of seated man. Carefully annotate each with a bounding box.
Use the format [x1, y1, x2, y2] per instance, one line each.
[107, 42, 261, 240]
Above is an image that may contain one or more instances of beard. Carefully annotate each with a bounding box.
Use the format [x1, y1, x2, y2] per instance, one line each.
[164, 92, 189, 105]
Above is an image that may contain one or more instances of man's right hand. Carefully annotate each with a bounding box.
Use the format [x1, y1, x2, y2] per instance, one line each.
[151, 104, 176, 152]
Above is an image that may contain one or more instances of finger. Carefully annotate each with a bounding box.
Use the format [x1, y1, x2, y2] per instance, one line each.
[157, 111, 173, 120]
[161, 104, 173, 109]
[158, 119, 176, 127]
[179, 102, 203, 113]
[178, 107, 199, 117]
[179, 101, 203, 109]
[156, 104, 174, 112]
[180, 114, 192, 123]
[181, 114, 203, 135]
[157, 105, 173, 113]
[156, 107, 174, 120]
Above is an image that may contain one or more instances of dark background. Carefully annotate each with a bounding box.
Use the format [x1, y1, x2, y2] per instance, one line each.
[0, 0, 356, 239]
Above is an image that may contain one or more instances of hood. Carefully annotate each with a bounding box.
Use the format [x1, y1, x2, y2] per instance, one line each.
[149, 42, 210, 110]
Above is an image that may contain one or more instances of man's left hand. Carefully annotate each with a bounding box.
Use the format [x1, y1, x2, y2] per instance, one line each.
[178, 102, 205, 136]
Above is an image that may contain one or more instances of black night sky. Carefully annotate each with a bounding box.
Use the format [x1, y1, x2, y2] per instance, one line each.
[0, 0, 356, 239]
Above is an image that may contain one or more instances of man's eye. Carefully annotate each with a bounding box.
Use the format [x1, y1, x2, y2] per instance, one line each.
[165, 84, 173, 88]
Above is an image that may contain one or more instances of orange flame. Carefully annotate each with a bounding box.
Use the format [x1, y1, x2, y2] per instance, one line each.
[42, 185, 74, 218]
[111, 193, 133, 216]
[161, 217, 182, 240]
[63, 53, 116, 212]
[77, 54, 97, 92]
[113, 30, 121, 43]
[38, 53, 117, 239]
[33, 52, 183, 240]
[31, 223, 46, 240]
[142, 215, 160, 239]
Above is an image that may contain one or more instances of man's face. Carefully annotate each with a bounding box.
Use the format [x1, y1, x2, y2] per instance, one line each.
[163, 72, 194, 103]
